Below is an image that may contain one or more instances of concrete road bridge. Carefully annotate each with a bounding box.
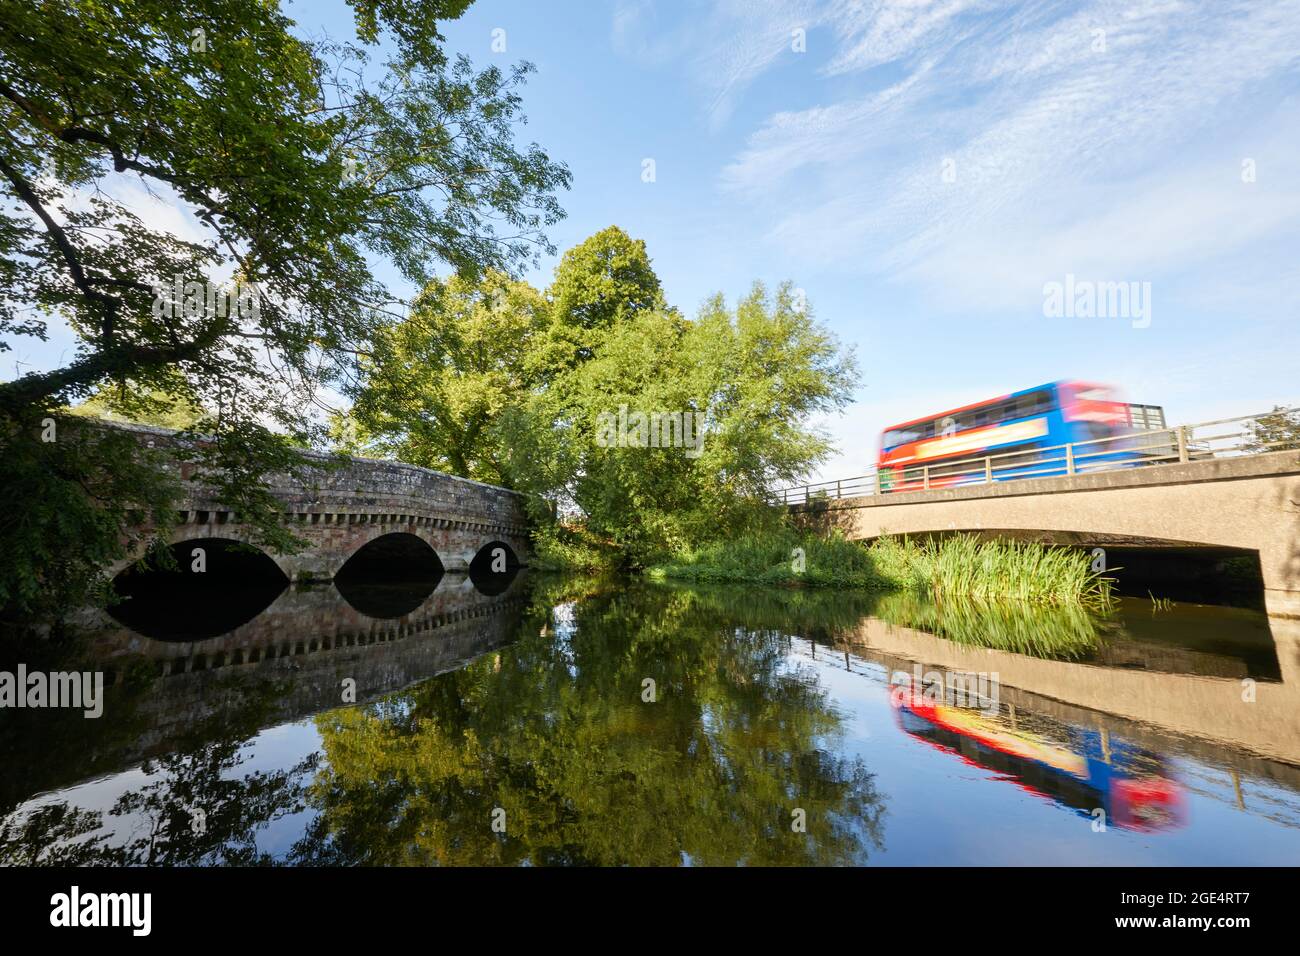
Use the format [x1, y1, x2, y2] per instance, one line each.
[784, 409, 1300, 618]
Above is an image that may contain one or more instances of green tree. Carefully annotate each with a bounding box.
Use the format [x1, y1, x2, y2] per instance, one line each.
[0, 0, 569, 615]
[68, 383, 207, 431]
[340, 271, 549, 483]
[342, 226, 670, 506]
[540, 225, 669, 371]
[510, 281, 856, 562]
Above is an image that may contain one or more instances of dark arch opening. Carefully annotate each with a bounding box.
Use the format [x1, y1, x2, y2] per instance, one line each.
[109, 537, 288, 641]
[469, 541, 521, 596]
[334, 532, 444, 618]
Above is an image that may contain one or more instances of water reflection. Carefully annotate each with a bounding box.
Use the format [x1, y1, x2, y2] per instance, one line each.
[104, 545, 519, 640]
[3, 575, 1300, 865]
[293, 582, 883, 865]
[0, 710, 319, 866]
[335, 579, 443, 618]
[872, 590, 1106, 660]
[108, 538, 289, 641]
[890, 675, 1184, 832]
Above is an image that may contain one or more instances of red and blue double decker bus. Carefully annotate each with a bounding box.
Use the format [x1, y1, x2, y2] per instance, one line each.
[890, 677, 1185, 831]
[877, 380, 1132, 492]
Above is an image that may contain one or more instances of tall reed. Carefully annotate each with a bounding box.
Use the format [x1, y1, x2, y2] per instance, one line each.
[648, 531, 1114, 608]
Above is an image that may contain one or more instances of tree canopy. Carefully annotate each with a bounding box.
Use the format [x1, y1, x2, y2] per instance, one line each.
[0, 0, 569, 614]
[346, 225, 857, 564]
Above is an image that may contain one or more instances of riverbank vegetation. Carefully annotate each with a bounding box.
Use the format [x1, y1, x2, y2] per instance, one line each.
[1, 0, 1097, 618]
[0, 0, 570, 616]
[648, 530, 1115, 608]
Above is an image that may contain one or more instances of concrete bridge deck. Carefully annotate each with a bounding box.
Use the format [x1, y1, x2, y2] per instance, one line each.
[794, 448, 1300, 617]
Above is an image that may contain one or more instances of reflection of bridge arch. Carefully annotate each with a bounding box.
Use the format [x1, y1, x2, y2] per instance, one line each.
[32, 578, 532, 801]
[91, 572, 530, 678]
[109, 536, 289, 640]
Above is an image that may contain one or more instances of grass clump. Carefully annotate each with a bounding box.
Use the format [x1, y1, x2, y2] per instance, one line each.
[647, 529, 1113, 608]
[530, 523, 625, 573]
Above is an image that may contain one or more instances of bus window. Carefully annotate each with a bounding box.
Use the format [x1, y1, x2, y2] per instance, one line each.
[1018, 390, 1052, 417]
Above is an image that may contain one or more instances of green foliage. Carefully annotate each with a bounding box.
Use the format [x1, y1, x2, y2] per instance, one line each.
[648, 527, 888, 588]
[0, 0, 569, 615]
[341, 270, 549, 482]
[528, 524, 625, 573]
[514, 277, 855, 561]
[542, 225, 669, 369]
[68, 382, 207, 431]
[0, 415, 179, 617]
[871, 534, 1115, 608]
[346, 224, 857, 565]
[651, 530, 1115, 607]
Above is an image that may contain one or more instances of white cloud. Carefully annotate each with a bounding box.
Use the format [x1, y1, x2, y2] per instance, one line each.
[719, 0, 1300, 307]
[613, 0, 828, 127]
[823, 0, 1001, 76]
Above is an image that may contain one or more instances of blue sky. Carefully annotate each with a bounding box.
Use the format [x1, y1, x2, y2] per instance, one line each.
[11, 0, 1300, 483]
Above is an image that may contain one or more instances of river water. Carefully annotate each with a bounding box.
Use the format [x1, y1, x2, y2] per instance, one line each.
[2, 571, 1298, 865]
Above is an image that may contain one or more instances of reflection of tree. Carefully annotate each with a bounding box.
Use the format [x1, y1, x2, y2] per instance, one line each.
[294, 585, 884, 865]
[0, 689, 318, 866]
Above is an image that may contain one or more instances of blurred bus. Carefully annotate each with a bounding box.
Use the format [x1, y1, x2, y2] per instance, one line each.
[890, 677, 1184, 831]
[877, 380, 1135, 492]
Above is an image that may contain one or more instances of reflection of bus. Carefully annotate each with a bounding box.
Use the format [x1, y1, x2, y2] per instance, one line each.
[890, 680, 1184, 831]
[877, 380, 1133, 492]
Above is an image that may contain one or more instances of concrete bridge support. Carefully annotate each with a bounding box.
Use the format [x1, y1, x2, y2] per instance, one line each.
[793, 450, 1300, 618]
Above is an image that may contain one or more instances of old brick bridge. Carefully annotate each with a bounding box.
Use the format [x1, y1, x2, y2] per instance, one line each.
[107, 423, 531, 583]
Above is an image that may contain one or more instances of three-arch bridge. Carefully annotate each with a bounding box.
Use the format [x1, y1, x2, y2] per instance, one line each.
[107, 423, 531, 583]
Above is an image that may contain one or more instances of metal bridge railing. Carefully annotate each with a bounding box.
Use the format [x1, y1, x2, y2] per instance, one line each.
[776, 406, 1300, 506]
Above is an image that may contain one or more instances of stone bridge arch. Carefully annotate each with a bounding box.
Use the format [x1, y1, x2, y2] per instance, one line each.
[104, 428, 533, 584]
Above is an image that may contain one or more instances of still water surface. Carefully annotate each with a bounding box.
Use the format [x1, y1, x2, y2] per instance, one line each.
[2, 572, 1299, 865]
